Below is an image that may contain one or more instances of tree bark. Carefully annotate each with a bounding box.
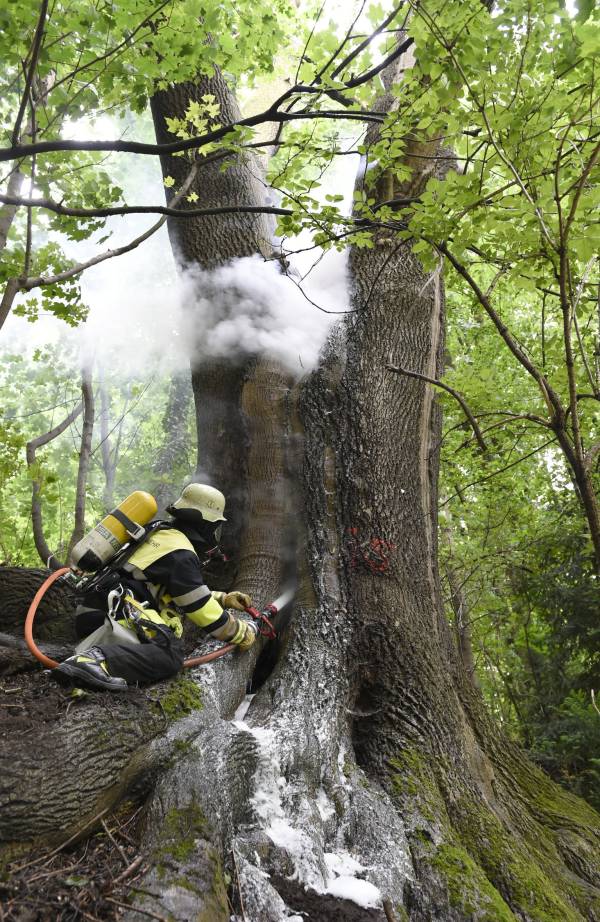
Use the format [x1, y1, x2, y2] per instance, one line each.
[67, 367, 95, 558]
[150, 65, 276, 581]
[124, 58, 599, 922]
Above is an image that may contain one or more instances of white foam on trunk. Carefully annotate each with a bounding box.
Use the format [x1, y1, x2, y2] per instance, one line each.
[231, 715, 385, 910]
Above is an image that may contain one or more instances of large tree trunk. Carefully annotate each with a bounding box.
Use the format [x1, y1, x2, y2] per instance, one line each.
[150, 69, 274, 579]
[124, 65, 600, 922]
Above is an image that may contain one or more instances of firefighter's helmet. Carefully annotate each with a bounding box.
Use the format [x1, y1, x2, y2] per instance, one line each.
[170, 483, 227, 523]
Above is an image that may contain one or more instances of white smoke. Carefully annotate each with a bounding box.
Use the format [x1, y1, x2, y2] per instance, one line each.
[178, 250, 348, 375]
[3, 107, 357, 379]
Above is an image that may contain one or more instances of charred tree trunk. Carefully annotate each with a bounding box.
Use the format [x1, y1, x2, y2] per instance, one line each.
[150, 68, 274, 575]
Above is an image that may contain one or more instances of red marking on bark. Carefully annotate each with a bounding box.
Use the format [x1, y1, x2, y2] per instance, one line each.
[346, 528, 396, 575]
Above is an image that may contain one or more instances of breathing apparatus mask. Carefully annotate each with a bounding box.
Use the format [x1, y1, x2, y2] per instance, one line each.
[166, 505, 226, 563]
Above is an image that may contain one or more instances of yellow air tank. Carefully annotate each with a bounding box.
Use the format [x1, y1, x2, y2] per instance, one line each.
[70, 491, 157, 572]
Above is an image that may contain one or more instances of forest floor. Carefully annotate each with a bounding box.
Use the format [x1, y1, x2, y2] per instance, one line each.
[0, 672, 69, 734]
[0, 669, 388, 922]
[0, 673, 164, 922]
[0, 797, 151, 922]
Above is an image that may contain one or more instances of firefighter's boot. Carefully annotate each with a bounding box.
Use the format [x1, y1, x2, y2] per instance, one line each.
[53, 647, 128, 691]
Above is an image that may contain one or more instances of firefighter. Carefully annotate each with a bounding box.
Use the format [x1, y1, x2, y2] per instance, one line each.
[52, 483, 257, 691]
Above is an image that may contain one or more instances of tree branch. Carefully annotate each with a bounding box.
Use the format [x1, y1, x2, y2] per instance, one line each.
[19, 157, 201, 293]
[386, 363, 489, 452]
[11, 0, 49, 146]
[26, 399, 83, 568]
[330, 4, 408, 80]
[0, 109, 384, 164]
[436, 241, 565, 421]
[0, 191, 294, 221]
[440, 437, 558, 507]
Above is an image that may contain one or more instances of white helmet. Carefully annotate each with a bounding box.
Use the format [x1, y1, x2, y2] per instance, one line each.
[170, 483, 227, 522]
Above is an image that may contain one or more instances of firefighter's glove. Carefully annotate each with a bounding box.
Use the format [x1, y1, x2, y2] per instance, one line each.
[231, 618, 258, 651]
[222, 590, 252, 611]
[210, 613, 257, 651]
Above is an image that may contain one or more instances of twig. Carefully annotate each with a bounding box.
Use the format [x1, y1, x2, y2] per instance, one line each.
[10, 805, 112, 872]
[101, 819, 129, 866]
[12, 0, 49, 146]
[386, 363, 488, 452]
[232, 848, 247, 922]
[105, 897, 169, 921]
[592, 690, 600, 717]
[112, 854, 145, 885]
[82, 911, 107, 922]
[383, 898, 399, 922]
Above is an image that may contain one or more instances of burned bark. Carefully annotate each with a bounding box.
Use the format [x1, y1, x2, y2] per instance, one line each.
[151, 67, 275, 574]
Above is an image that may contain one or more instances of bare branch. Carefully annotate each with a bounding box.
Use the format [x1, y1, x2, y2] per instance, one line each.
[26, 398, 83, 568]
[11, 0, 49, 146]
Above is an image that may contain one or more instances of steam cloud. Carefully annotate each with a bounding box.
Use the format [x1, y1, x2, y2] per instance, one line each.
[3, 110, 356, 378]
[179, 252, 347, 375]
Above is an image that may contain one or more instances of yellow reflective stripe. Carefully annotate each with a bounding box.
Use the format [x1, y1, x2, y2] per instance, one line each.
[185, 595, 224, 628]
[121, 595, 184, 639]
[127, 528, 195, 571]
[230, 619, 245, 645]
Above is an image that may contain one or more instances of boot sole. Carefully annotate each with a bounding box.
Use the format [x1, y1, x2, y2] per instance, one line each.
[52, 663, 128, 692]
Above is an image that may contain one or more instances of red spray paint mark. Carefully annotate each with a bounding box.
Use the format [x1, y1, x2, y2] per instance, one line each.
[346, 527, 396, 575]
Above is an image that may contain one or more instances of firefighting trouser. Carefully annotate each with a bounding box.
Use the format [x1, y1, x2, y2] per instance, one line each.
[75, 608, 185, 685]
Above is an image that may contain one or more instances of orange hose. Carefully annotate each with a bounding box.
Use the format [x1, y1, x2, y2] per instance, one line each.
[25, 567, 238, 670]
[184, 645, 236, 667]
[24, 566, 70, 668]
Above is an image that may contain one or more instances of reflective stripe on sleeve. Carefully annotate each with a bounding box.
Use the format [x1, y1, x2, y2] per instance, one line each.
[172, 584, 212, 609]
